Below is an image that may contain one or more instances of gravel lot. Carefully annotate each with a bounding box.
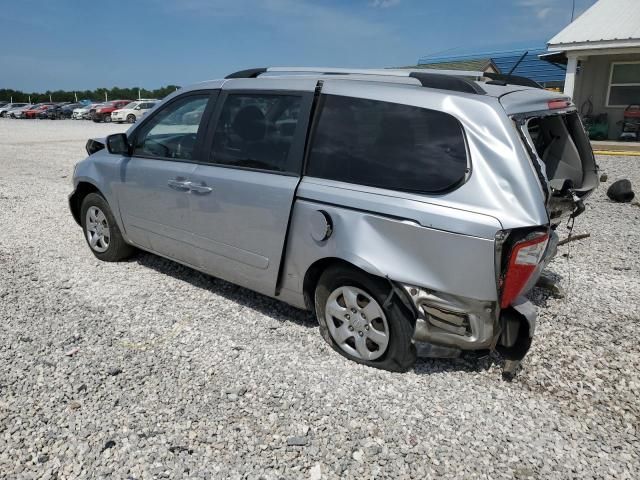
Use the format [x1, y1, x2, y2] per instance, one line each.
[0, 119, 638, 479]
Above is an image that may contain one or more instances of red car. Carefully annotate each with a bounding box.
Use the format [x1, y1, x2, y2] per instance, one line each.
[23, 104, 54, 119]
[92, 100, 132, 123]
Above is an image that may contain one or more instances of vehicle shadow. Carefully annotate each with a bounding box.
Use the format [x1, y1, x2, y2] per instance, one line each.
[413, 350, 504, 376]
[130, 252, 317, 329]
[528, 269, 565, 309]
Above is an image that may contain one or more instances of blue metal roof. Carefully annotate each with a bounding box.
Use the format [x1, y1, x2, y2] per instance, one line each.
[418, 48, 566, 85]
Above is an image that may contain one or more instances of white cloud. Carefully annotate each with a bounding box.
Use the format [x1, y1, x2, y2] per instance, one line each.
[162, 0, 390, 39]
[517, 0, 555, 20]
[369, 0, 401, 8]
[536, 6, 552, 19]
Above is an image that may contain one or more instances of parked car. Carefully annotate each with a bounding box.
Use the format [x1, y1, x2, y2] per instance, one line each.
[111, 100, 158, 123]
[38, 103, 69, 119]
[72, 103, 97, 120]
[23, 103, 54, 119]
[92, 100, 132, 123]
[46, 103, 83, 119]
[0, 103, 28, 117]
[69, 67, 598, 377]
[8, 104, 34, 119]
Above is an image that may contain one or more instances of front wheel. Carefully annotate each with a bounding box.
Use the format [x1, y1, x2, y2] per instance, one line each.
[126, 114, 136, 124]
[103, 115, 112, 123]
[314, 265, 416, 372]
[80, 193, 134, 262]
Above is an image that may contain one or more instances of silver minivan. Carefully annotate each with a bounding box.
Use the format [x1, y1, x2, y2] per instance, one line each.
[69, 67, 597, 377]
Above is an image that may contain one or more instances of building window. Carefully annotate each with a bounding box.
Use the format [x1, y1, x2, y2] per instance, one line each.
[607, 62, 640, 107]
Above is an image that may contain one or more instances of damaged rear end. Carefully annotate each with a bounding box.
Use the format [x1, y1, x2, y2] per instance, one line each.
[503, 90, 599, 224]
[491, 89, 598, 377]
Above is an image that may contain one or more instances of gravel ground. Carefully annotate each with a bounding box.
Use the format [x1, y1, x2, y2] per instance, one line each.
[0, 119, 638, 479]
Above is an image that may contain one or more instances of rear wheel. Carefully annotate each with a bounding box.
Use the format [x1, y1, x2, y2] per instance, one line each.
[80, 193, 134, 262]
[314, 265, 416, 372]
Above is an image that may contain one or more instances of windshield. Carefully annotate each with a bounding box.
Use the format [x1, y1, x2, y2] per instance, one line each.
[123, 102, 139, 109]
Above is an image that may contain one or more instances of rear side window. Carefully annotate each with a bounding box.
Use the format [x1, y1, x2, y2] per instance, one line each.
[306, 95, 468, 193]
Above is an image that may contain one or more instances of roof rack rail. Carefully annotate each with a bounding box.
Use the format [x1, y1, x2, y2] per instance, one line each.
[484, 73, 542, 89]
[225, 68, 268, 79]
[225, 66, 486, 95]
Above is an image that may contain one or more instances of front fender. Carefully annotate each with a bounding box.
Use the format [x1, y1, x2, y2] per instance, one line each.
[71, 152, 128, 237]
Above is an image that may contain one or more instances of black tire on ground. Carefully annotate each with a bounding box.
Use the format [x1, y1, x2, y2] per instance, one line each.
[80, 193, 135, 262]
[127, 114, 136, 124]
[606, 179, 635, 203]
[103, 115, 112, 123]
[314, 264, 416, 372]
[0, 112, 6, 118]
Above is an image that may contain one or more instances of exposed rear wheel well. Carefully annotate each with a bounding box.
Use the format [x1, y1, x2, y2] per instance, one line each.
[303, 258, 365, 313]
[302, 258, 416, 322]
[70, 182, 102, 225]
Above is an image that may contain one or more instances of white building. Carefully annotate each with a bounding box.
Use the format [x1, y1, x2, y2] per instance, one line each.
[545, 0, 640, 139]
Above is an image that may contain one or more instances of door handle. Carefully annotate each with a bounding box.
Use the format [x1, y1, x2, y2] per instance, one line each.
[167, 178, 191, 191]
[186, 182, 213, 194]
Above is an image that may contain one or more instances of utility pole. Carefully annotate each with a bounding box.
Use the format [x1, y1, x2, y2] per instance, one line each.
[49, 94, 52, 102]
[570, 0, 576, 22]
[138, 88, 141, 100]
[74, 92, 78, 102]
[105, 91, 108, 102]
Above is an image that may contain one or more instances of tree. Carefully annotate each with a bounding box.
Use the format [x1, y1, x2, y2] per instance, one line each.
[0, 85, 181, 103]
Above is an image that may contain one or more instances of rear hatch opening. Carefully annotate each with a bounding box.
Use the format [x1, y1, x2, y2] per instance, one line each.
[518, 110, 599, 223]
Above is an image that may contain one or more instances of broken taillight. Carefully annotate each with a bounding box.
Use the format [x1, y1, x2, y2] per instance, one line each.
[500, 232, 549, 308]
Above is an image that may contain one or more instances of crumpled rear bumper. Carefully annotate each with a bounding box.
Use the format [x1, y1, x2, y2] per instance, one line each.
[402, 282, 538, 361]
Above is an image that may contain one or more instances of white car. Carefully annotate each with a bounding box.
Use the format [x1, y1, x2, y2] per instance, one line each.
[8, 104, 34, 119]
[110, 100, 157, 123]
[0, 103, 29, 117]
[73, 104, 97, 120]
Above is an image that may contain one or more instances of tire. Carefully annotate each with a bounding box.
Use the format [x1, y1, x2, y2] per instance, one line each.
[314, 265, 416, 372]
[80, 193, 134, 262]
[606, 179, 635, 203]
[126, 114, 136, 124]
[1, 112, 6, 118]
[103, 114, 112, 123]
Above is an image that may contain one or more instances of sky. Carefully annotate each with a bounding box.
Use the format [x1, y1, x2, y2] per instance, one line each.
[0, 0, 597, 92]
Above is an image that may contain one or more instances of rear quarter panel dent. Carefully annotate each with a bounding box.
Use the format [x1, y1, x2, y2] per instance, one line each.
[282, 200, 498, 302]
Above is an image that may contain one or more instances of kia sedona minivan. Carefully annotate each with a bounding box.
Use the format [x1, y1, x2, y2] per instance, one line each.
[69, 67, 597, 377]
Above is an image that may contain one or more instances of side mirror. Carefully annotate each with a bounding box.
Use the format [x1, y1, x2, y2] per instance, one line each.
[106, 133, 130, 155]
[134, 106, 141, 110]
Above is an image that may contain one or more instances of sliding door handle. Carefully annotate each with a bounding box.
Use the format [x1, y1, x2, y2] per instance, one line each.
[167, 178, 191, 191]
[186, 182, 213, 194]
